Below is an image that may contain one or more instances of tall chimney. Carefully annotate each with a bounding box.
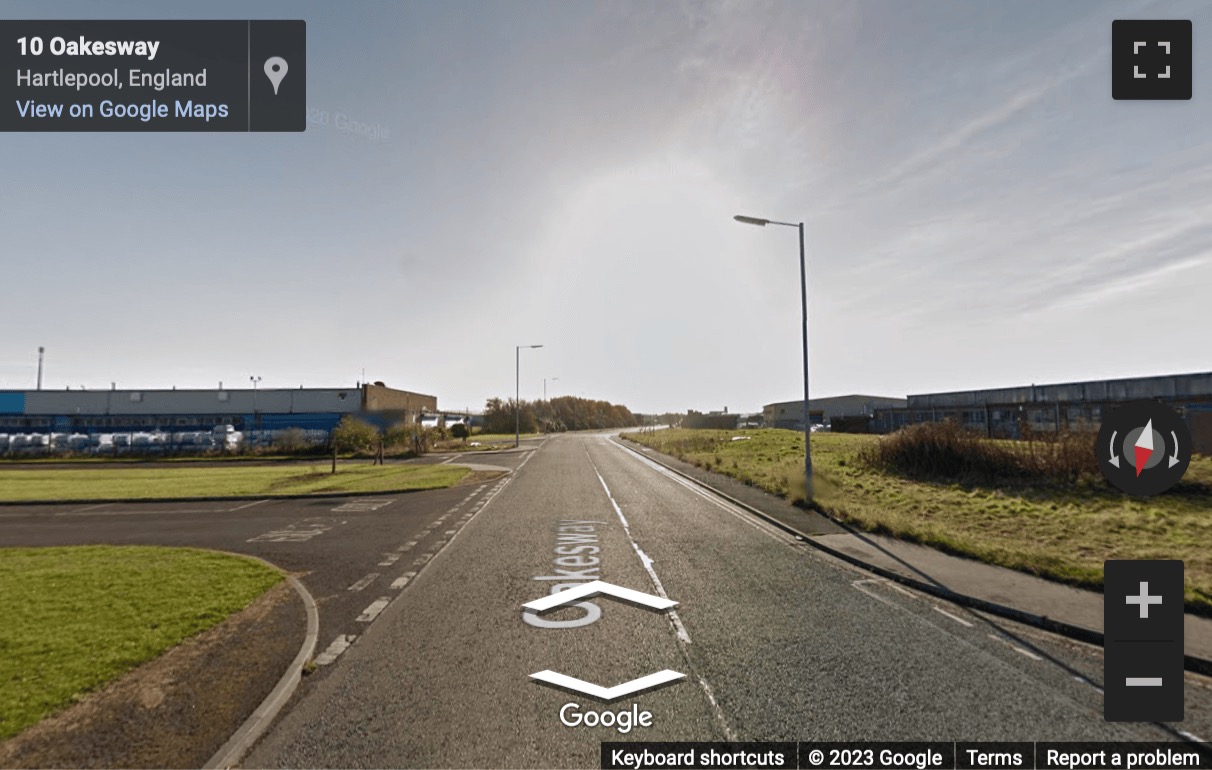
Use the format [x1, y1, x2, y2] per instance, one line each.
[36, 347, 44, 390]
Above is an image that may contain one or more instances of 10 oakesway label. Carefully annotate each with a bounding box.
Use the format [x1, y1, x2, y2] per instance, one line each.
[2, 20, 306, 132]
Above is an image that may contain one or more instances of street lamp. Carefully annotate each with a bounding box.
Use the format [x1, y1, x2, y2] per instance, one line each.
[544, 377, 559, 401]
[516, 345, 542, 447]
[734, 213, 813, 501]
[249, 376, 262, 447]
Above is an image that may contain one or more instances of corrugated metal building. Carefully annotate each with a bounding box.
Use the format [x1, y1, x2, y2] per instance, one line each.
[763, 395, 908, 429]
[869, 372, 1212, 447]
[0, 382, 437, 436]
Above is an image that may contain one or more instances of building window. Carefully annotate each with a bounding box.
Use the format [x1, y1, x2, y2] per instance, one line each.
[129, 392, 142, 402]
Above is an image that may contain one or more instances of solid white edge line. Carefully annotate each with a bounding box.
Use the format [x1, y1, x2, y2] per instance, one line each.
[933, 606, 975, 627]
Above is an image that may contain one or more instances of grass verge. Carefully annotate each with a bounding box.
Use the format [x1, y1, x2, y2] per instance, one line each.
[0, 546, 282, 741]
[622, 428, 1212, 613]
[0, 464, 470, 502]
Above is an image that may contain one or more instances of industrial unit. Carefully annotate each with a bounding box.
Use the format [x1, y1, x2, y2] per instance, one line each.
[762, 395, 909, 430]
[0, 382, 437, 438]
[867, 372, 1212, 452]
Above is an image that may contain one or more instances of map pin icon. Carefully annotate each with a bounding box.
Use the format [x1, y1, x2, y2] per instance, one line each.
[264, 57, 288, 95]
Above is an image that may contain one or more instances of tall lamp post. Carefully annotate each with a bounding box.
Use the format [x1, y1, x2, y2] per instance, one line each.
[734, 213, 813, 501]
[544, 377, 559, 401]
[516, 345, 542, 447]
[249, 376, 262, 448]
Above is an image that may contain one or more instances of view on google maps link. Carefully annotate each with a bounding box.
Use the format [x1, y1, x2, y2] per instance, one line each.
[1, 2, 1211, 769]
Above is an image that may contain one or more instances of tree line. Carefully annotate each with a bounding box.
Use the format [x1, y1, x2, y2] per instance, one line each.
[482, 396, 640, 434]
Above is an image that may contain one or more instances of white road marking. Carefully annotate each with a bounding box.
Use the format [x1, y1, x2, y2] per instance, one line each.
[314, 634, 357, 666]
[398, 541, 417, 552]
[587, 449, 734, 741]
[227, 499, 270, 511]
[444, 529, 457, 536]
[70, 503, 113, 513]
[933, 606, 974, 627]
[987, 634, 1043, 661]
[412, 554, 432, 566]
[357, 597, 391, 622]
[378, 554, 401, 567]
[610, 440, 791, 546]
[332, 499, 395, 512]
[447, 506, 460, 514]
[592, 466, 691, 644]
[347, 573, 379, 592]
[247, 518, 336, 543]
[391, 572, 417, 589]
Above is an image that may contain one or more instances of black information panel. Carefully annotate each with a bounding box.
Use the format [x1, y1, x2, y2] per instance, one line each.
[1104, 560, 1185, 722]
[0, 20, 305, 131]
[598, 742, 1212, 770]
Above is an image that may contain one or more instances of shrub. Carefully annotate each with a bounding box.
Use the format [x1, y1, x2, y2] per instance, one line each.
[272, 428, 313, 453]
[860, 421, 1099, 485]
[450, 422, 470, 439]
[331, 416, 379, 454]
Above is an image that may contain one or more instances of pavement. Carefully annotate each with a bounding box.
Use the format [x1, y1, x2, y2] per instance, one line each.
[619, 437, 1212, 668]
[4, 435, 1209, 768]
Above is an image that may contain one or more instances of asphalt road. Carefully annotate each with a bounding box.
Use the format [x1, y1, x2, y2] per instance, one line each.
[5, 436, 1208, 767]
[210, 432, 1206, 768]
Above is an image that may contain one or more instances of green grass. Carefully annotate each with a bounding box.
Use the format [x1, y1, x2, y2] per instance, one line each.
[622, 428, 1212, 613]
[0, 546, 282, 741]
[0, 463, 471, 502]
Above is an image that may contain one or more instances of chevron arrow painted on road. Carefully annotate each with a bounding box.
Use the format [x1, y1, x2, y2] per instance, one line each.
[529, 669, 686, 701]
[522, 580, 677, 612]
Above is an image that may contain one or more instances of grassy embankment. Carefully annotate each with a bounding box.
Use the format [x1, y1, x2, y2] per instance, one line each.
[621, 428, 1212, 612]
[0, 546, 282, 741]
[0, 463, 470, 502]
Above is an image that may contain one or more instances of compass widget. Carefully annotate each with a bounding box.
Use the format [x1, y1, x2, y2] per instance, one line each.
[1096, 400, 1191, 496]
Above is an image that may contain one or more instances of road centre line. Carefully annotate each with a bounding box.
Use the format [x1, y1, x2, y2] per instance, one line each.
[590, 464, 690, 644]
[612, 438, 1132, 714]
[585, 448, 735, 741]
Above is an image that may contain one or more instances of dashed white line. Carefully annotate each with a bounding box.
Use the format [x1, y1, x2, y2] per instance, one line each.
[314, 634, 357, 666]
[412, 554, 432, 566]
[378, 554, 401, 567]
[398, 541, 417, 552]
[391, 572, 417, 589]
[346, 573, 379, 592]
[357, 597, 391, 622]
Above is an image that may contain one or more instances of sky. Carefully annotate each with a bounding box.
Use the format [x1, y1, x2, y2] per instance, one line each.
[3, 0, 1210, 414]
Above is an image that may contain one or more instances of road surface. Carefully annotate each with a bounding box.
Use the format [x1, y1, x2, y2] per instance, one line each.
[5, 435, 1207, 767]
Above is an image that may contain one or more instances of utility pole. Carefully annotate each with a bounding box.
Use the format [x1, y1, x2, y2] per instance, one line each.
[36, 347, 44, 390]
